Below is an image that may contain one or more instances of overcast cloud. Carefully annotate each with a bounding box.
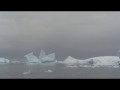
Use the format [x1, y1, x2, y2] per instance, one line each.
[0, 12, 120, 60]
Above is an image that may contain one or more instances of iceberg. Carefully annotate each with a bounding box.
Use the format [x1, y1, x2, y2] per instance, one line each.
[0, 58, 10, 63]
[24, 52, 40, 63]
[41, 53, 56, 63]
[85, 56, 120, 67]
[61, 56, 120, 68]
[24, 50, 57, 64]
[39, 50, 46, 60]
[62, 56, 79, 67]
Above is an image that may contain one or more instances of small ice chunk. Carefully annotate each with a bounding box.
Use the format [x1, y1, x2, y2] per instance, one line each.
[66, 65, 78, 68]
[44, 69, 53, 72]
[22, 70, 31, 74]
[11, 61, 21, 64]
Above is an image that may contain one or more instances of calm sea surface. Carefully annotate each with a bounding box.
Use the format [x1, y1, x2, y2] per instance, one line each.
[0, 63, 120, 79]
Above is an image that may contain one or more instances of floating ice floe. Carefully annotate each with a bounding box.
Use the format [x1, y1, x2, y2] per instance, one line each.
[44, 69, 53, 72]
[66, 65, 78, 68]
[22, 70, 31, 75]
[11, 61, 21, 64]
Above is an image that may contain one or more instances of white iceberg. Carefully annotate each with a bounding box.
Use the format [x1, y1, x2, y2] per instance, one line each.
[39, 50, 57, 64]
[0, 58, 10, 63]
[62, 56, 79, 67]
[24, 50, 57, 64]
[85, 56, 120, 67]
[24, 52, 40, 63]
[41, 53, 56, 63]
[61, 56, 120, 68]
[39, 50, 46, 61]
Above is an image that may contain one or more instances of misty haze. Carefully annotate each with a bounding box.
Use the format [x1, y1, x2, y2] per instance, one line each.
[0, 12, 120, 78]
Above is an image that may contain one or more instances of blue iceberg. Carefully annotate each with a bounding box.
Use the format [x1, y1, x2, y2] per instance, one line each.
[41, 53, 56, 63]
[24, 52, 40, 63]
[24, 50, 57, 64]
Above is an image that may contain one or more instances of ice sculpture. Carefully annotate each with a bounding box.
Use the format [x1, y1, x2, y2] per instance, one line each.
[41, 53, 56, 63]
[24, 52, 40, 63]
[0, 58, 10, 63]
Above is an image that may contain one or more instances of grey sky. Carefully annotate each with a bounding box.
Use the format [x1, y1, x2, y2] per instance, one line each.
[0, 11, 120, 60]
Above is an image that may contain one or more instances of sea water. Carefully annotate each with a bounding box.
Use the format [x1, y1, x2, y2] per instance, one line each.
[0, 63, 120, 78]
